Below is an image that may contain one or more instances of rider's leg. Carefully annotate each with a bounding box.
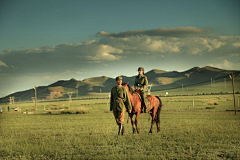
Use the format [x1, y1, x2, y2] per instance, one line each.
[140, 90, 148, 112]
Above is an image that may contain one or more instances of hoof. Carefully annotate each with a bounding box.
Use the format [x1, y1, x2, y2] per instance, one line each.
[133, 128, 136, 134]
[137, 127, 140, 134]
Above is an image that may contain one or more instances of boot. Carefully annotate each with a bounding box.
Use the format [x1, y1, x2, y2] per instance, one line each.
[121, 125, 125, 135]
[145, 99, 150, 113]
[118, 124, 122, 135]
[141, 103, 147, 113]
[145, 104, 148, 113]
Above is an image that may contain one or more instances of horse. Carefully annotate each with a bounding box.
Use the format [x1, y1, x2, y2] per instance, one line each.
[122, 82, 163, 134]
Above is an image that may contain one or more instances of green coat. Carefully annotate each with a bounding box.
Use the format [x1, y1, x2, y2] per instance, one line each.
[134, 74, 148, 91]
[110, 86, 132, 112]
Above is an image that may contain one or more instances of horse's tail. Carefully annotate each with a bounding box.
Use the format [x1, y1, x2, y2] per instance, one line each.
[155, 96, 162, 133]
[155, 96, 162, 113]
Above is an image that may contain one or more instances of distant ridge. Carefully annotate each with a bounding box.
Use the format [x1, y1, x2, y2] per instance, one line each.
[0, 66, 239, 102]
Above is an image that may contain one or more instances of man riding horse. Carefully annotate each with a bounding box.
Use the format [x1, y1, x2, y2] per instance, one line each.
[110, 68, 162, 134]
[134, 67, 148, 113]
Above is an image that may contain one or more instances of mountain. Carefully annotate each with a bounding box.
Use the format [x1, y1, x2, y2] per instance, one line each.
[0, 66, 239, 103]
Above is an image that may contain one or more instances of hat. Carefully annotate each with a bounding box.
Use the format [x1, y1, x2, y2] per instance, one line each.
[115, 76, 123, 81]
[138, 67, 144, 71]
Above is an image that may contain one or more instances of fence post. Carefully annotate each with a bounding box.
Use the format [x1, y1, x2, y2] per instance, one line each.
[231, 73, 236, 114]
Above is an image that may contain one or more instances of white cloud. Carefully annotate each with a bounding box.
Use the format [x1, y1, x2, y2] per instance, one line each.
[1, 27, 240, 77]
[0, 60, 8, 68]
[2, 29, 238, 72]
[233, 42, 240, 48]
[99, 35, 233, 55]
[2, 42, 124, 63]
[83, 44, 123, 61]
[4, 46, 55, 54]
[53, 43, 124, 62]
[179, 37, 227, 55]
[100, 36, 181, 54]
[230, 54, 239, 57]
[61, 70, 74, 75]
[223, 60, 234, 68]
[210, 60, 240, 69]
[96, 27, 212, 37]
[43, 75, 60, 81]
[102, 64, 109, 67]
[76, 71, 83, 74]
[200, 38, 226, 52]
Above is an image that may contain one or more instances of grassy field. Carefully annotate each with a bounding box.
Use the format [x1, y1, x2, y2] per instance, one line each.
[0, 94, 240, 159]
[152, 78, 240, 97]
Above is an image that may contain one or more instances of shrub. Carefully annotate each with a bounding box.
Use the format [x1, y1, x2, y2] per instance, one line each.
[60, 107, 90, 114]
[216, 96, 222, 100]
[49, 107, 59, 110]
[206, 107, 215, 109]
[206, 99, 219, 105]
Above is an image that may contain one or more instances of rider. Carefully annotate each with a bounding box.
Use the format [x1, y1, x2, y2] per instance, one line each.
[110, 76, 132, 135]
[134, 67, 148, 113]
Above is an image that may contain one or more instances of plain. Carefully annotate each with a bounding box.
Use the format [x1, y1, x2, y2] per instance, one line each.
[0, 94, 240, 159]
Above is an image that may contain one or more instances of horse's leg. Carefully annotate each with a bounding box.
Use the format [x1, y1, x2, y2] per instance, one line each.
[149, 108, 157, 134]
[130, 114, 136, 134]
[135, 112, 141, 134]
[156, 107, 161, 133]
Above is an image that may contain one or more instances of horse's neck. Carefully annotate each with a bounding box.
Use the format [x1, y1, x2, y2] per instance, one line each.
[127, 89, 139, 101]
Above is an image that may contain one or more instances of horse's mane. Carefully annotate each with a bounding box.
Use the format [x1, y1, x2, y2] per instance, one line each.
[122, 83, 135, 95]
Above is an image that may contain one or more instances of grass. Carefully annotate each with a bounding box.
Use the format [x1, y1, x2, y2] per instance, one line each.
[152, 78, 240, 97]
[0, 95, 240, 159]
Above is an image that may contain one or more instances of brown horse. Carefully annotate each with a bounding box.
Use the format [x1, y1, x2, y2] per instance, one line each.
[122, 83, 162, 134]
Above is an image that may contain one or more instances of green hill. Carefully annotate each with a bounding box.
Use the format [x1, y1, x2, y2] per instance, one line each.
[0, 66, 239, 103]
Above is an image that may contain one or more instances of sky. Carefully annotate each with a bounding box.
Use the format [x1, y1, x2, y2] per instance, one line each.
[0, 0, 240, 97]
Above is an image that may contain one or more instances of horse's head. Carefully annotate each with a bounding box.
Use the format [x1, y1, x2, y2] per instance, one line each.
[122, 82, 134, 95]
[122, 82, 129, 88]
[122, 82, 129, 92]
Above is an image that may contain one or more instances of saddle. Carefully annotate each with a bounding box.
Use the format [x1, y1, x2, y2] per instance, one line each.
[135, 89, 142, 100]
[135, 89, 150, 113]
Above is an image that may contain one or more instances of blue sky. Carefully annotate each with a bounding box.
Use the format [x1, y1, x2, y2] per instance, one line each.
[0, 0, 240, 97]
